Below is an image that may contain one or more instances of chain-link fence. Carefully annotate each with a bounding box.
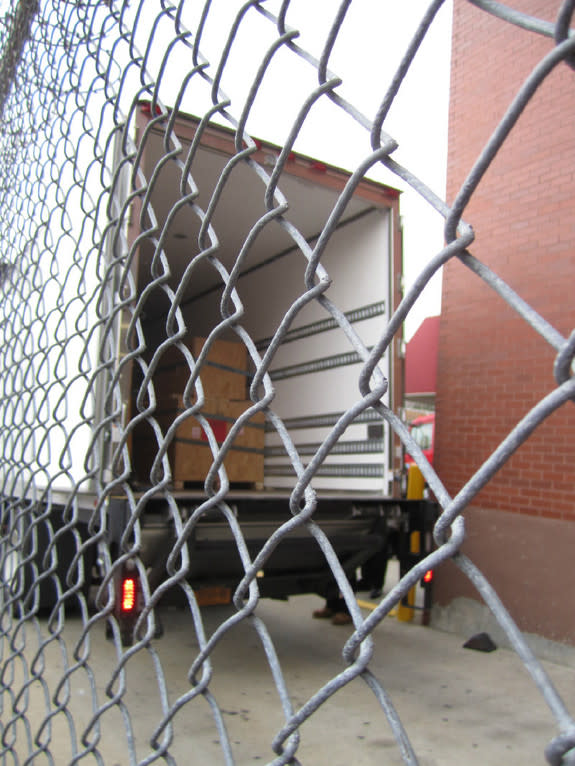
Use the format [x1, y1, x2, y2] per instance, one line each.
[0, 1, 574, 764]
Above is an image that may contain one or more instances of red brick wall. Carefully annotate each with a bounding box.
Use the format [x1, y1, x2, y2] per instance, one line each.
[435, 1, 575, 638]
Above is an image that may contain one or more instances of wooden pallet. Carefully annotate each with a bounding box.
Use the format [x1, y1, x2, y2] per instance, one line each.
[172, 479, 264, 492]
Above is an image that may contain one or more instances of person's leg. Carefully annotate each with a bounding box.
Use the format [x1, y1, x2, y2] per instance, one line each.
[312, 598, 337, 618]
[362, 551, 388, 599]
[328, 591, 352, 625]
[313, 578, 353, 624]
[312, 582, 342, 618]
[363, 529, 400, 599]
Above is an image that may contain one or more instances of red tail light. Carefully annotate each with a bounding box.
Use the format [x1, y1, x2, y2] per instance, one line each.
[423, 570, 433, 584]
[121, 577, 137, 612]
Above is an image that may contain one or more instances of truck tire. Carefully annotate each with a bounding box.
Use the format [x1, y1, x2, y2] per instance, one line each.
[1, 511, 95, 617]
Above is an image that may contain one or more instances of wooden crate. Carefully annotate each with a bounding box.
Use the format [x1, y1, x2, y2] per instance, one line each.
[154, 336, 248, 402]
[131, 336, 252, 484]
[194, 585, 232, 606]
[170, 399, 265, 485]
[134, 398, 265, 486]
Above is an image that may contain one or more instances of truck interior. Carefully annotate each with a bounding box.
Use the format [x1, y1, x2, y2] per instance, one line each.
[125, 109, 399, 494]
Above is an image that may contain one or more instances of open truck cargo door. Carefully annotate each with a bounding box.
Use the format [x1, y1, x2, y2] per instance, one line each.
[121, 105, 404, 495]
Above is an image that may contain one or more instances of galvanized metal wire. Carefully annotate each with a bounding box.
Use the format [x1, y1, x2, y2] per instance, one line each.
[0, 1, 573, 764]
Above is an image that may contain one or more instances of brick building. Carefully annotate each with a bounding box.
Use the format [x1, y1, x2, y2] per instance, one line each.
[434, 1, 575, 644]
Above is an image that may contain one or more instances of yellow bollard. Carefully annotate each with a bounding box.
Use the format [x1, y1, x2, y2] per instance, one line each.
[397, 464, 424, 622]
[396, 580, 415, 621]
[407, 462, 426, 500]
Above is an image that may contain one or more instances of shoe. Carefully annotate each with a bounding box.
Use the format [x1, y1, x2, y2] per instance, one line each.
[331, 612, 353, 626]
[313, 607, 335, 619]
[369, 589, 382, 599]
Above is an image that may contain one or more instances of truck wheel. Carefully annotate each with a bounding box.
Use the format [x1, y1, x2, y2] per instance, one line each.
[1, 516, 95, 617]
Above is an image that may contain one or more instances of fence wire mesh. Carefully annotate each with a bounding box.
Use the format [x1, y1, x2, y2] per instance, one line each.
[0, 0, 574, 764]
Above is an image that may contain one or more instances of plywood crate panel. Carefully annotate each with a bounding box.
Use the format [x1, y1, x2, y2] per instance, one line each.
[170, 399, 265, 485]
[153, 337, 248, 402]
[135, 398, 265, 486]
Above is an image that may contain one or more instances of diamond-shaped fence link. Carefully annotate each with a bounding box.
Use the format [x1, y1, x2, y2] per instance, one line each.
[0, 1, 573, 764]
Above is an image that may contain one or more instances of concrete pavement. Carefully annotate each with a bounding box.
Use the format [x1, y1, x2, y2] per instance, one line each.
[8, 590, 575, 765]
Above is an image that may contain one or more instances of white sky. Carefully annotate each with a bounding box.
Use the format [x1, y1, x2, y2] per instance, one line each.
[12, 0, 454, 341]
[165, 0, 454, 341]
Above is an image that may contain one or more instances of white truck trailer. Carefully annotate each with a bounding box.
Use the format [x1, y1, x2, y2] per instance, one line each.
[3, 104, 436, 639]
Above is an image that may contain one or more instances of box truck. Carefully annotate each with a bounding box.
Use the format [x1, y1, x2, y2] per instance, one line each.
[405, 413, 435, 468]
[2, 104, 437, 637]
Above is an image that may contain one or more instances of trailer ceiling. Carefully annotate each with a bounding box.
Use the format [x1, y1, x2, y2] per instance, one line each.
[137, 127, 379, 318]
